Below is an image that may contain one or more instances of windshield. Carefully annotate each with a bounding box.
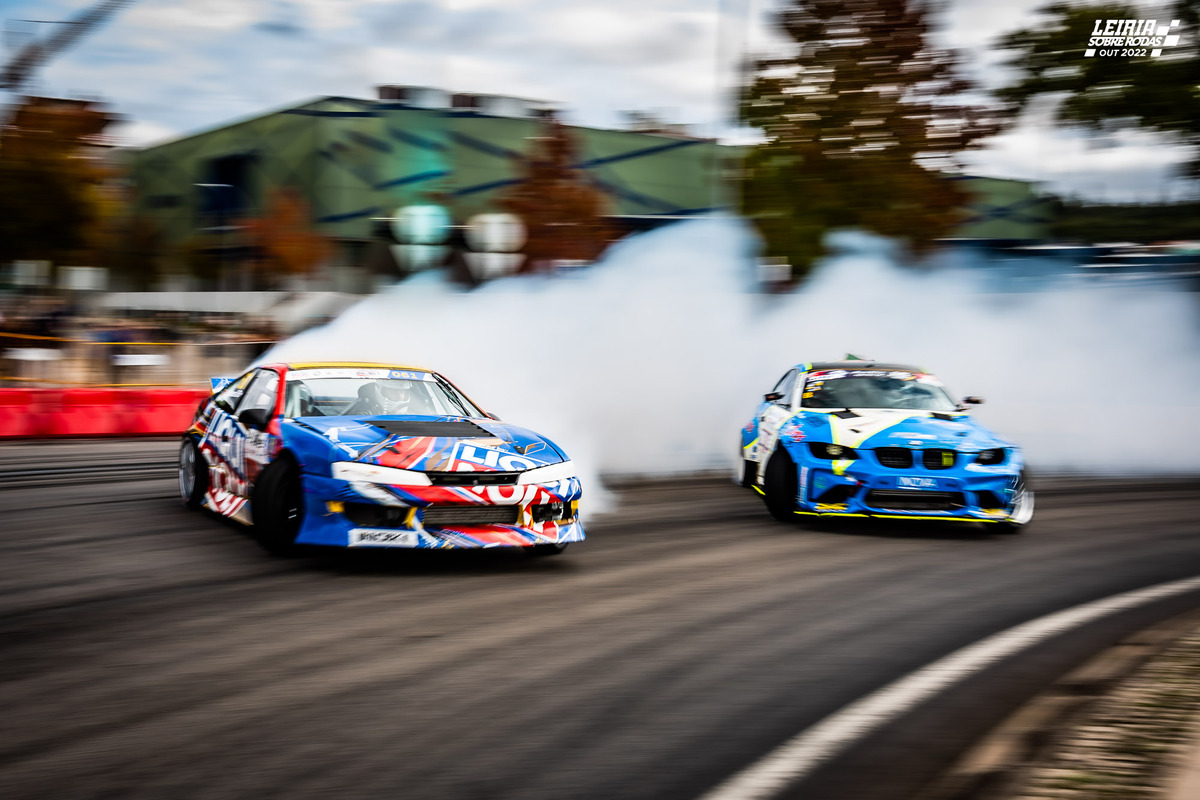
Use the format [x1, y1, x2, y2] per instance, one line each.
[283, 368, 484, 418]
[800, 369, 957, 412]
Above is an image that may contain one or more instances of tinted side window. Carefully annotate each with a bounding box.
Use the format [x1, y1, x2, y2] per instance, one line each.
[214, 372, 255, 413]
[772, 370, 797, 406]
[236, 370, 280, 416]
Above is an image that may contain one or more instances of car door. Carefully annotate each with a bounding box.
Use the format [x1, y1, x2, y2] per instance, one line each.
[231, 369, 282, 490]
[204, 369, 279, 510]
[755, 369, 799, 467]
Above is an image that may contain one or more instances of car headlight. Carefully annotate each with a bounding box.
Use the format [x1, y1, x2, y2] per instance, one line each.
[808, 442, 859, 460]
[517, 460, 577, 485]
[332, 461, 432, 486]
[975, 448, 1007, 466]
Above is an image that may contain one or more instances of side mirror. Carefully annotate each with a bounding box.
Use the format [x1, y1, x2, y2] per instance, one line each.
[962, 396, 984, 405]
[764, 392, 783, 402]
[238, 407, 271, 430]
[485, 411, 499, 421]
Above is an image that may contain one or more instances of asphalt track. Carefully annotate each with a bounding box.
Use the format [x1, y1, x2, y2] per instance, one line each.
[2, 439, 1200, 800]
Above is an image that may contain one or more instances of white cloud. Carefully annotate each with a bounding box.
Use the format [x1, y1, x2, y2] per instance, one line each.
[963, 104, 1197, 201]
[123, 1, 267, 33]
[109, 117, 177, 147]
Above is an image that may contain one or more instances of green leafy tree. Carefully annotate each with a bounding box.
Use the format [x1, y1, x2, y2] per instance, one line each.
[995, 1, 1200, 176]
[741, 0, 997, 278]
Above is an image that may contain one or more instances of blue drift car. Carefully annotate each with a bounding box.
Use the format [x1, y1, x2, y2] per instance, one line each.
[739, 360, 1033, 532]
[180, 362, 584, 555]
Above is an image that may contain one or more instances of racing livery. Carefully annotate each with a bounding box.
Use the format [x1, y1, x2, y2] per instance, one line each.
[739, 360, 1033, 531]
[179, 362, 583, 554]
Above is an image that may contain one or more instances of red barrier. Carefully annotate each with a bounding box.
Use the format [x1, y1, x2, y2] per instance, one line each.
[0, 389, 51, 437]
[124, 389, 210, 435]
[0, 387, 210, 439]
[52, 389, 123, 436]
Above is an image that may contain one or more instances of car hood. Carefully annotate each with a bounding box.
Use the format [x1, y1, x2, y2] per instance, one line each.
[783, 408, 1013, 452]
[290, 415, 568, 472]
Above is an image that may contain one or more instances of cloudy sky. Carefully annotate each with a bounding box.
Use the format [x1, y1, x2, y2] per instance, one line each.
[2, 0, 1193, 201]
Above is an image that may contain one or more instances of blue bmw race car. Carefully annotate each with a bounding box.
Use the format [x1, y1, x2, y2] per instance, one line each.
[739, 360, 1033, 531]
[179, 362, 584, 555]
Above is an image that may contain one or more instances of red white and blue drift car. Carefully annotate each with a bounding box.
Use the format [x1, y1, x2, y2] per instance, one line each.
[740, 360, 1033, 532]
[179, 362, 583, 554]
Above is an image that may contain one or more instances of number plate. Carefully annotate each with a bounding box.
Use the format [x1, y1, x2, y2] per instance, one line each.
[897, 476, 938, 490]
[349, 529, 419, 547]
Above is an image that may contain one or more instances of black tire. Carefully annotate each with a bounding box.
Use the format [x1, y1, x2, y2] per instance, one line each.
[179, 438, 208, 509]
[763, 450, 798, 522]
[740, 458, 757, 488]
[996, 473, 1034, 534]
[252, 457, 305, 555]
[527, 543, 569, 557]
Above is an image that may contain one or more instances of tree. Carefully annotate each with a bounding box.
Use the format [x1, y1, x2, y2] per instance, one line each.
[0, 96, 115, 266]
[500, 115, 612, 272]
[740, 0, 997, 278]
[242, 187, 331, 287]
[995, 1, 1200, 176]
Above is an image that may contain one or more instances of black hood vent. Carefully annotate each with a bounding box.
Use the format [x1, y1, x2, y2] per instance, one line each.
[364, 419, 493, 438]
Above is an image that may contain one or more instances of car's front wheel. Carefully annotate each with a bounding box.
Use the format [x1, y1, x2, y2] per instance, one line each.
[996, 473, 1034, 534]
[252, 457, 304, 554]
[763, 450, 798, 522]
[179, 438, 207, 509]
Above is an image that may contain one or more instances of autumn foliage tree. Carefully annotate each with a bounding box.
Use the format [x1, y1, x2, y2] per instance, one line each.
[243, 187, 331, 287]
[501, 115, 611, 272]
[0, 97, 115, 266]
[741, 0, 997, 278]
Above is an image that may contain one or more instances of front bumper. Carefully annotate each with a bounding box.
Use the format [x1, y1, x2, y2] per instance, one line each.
[792, 458, 1023, 523]
[294, 473, 586, 548]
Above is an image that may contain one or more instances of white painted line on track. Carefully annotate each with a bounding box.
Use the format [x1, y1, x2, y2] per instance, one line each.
[699, 574, 1200, 800]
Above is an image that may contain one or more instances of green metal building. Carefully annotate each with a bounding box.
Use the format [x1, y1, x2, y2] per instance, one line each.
[952, 175, 1054, 242]
[131, 88, 729, 277]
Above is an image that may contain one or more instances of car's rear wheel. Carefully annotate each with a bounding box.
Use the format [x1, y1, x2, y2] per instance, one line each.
[528, 543, 569, 557]
[179, 438, 207, 509]
[996, 473, 1034, 534]
[763, 450, 798, 522]
[252, 457, 304, 554]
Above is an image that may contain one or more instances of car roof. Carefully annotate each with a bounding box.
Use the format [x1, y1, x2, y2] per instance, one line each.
[797, 361, 926, 372]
